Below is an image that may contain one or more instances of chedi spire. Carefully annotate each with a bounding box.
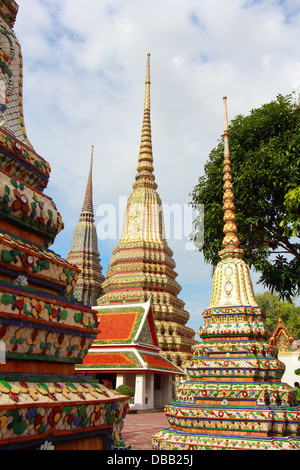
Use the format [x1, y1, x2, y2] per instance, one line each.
[133, 53, 157, 191]
[219, 96, 244, 260]
[66, 146, 105, 306]
[209, 98, 256, 309]
[80, 145, 94, 221]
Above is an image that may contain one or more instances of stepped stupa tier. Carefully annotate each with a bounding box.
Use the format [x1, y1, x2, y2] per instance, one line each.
[98, 54, 196, 369]
[152, 97, 300, 450]
[66, 146, 105, 306]
[0, 1, 33, 149]
[0, 2, 129, 450]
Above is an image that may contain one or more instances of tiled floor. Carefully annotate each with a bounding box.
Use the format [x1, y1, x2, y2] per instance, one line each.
[121, 412, 169, 450]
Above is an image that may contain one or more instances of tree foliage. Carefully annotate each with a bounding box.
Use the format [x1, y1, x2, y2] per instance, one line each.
[116, 384, 135, 398]
[191, 94, 300, 301]
[256, 291, 300, 338]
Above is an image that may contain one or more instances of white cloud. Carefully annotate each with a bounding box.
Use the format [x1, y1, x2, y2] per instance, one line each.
[13, 0, 300, 331]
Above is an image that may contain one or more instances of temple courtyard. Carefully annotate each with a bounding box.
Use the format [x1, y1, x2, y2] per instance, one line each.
[121, 412, 168, 451]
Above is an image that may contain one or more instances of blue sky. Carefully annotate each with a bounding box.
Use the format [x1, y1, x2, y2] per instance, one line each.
[13, 0, 300, 336]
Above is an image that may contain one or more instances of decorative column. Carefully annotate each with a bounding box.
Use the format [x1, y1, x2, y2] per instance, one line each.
[135, 373, 146, 409]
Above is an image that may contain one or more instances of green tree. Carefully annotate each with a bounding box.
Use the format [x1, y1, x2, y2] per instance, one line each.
[281, 185, 300, 238]
[255, 291, 300, 338]
[115, 384, 134, 398]
[191, 94, 300, 301]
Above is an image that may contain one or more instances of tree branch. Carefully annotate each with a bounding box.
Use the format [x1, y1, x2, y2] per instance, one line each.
[263, 236, 300, 259]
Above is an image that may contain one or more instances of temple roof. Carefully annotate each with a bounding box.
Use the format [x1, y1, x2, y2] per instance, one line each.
[269, 314, 300, 353]
[94, 300, 159, 346]
[76, 299, 184, 375]
[78, 350, 182, 375]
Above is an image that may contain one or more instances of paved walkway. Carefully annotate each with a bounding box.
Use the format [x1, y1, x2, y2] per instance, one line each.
[121, 412, 169, 450]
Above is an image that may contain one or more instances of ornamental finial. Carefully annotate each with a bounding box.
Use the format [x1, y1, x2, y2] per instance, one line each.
[133, 53, 157, 190]
[219, 97, 244, 259]
[90, 145, 94, 172]
[145, 53, 151, 109]
[80, 145, 94, 221]
[278, 304, 282, 323]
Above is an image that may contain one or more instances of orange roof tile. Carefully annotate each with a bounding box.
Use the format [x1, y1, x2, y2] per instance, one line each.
[142, 354, 182, 372]
[82, 352, 136, 367]
[78, 350, 183, 374]
[97, 312, 138, 342]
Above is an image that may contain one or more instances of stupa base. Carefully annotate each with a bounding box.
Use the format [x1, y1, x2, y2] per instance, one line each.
[152, 429, 300, 450]
[0, 378, 129, 450]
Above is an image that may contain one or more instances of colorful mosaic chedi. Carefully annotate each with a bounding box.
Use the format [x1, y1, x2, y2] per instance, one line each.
[152, 98, 300, 450]
[98, 54, 196, 369]
[0, 2, 128, 450]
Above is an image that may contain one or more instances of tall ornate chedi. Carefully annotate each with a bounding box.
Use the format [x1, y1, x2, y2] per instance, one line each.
[66, 146, 105, 306]
[0, 2, 129, 450]
[152, 97, 300, 450]
[98, 54, 196, 368]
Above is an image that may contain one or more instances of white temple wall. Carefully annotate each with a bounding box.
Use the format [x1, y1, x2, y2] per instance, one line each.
[279, 353, 300, 387]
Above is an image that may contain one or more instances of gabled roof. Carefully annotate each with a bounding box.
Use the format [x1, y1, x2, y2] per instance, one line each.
[76, 298, 184, 375]
[269, 316, 300, 353]
[94, 299, 159, 347]
[78, 349, 182, 375]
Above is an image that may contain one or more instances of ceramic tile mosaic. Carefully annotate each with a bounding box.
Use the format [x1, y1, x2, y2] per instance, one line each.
[152, 97, 300, 451]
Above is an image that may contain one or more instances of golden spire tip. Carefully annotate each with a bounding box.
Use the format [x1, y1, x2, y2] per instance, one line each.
[133, 54, 157, 190]
[90, 145, 94, 163]
[223, 97, 229, 135]
[219, 96, 243, 258]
